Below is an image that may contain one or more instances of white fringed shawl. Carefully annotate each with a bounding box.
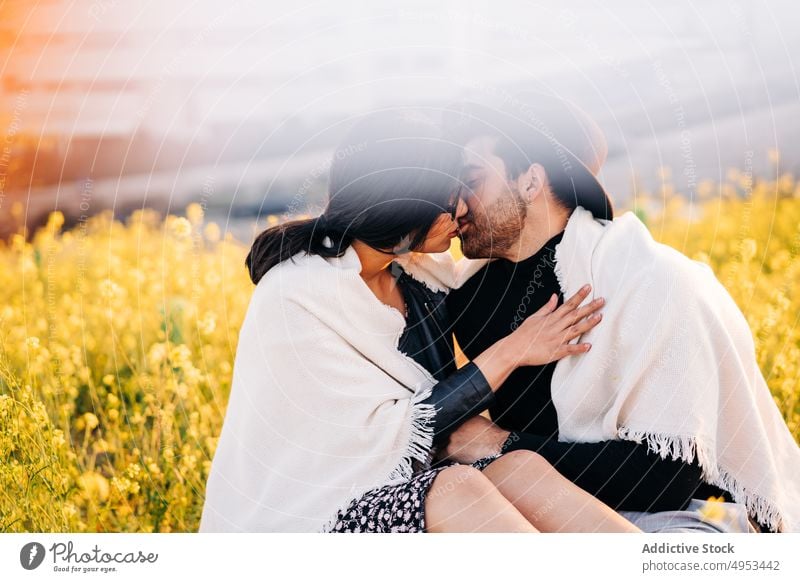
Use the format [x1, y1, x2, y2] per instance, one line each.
[401, 206, 800, 533]
[199, 239, 485, 533]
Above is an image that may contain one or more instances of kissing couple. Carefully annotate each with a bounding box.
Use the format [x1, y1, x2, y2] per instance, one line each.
[200, 95, 800, 534]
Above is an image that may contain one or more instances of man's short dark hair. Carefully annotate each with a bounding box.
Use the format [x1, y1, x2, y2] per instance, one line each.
[442, 95, 613, 220]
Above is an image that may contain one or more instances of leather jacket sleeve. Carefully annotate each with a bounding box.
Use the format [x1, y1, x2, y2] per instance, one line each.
[419, 361, 495, 446]
[392, 265, 495, 446]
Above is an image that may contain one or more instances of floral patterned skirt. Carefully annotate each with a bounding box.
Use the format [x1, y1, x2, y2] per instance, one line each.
[326, 453, 503, 533]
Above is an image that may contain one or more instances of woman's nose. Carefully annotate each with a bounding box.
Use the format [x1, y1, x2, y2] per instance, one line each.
[453, 197, 468, 220]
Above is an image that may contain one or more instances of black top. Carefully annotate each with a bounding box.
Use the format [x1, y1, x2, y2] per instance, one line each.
[446, 231, 564, 438]
[444, 232, 743, 518]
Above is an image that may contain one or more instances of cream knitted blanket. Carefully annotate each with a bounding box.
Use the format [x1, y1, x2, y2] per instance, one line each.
[200, 241, 470, 532]
[400, 206, 800, 532]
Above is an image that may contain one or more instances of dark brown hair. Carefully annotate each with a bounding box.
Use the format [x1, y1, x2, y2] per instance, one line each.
[443, 98, 613, 221]
[246, 110, 463, 285]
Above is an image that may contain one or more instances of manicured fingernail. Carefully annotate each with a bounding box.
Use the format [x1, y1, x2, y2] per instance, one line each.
[595, 297, 605, 305]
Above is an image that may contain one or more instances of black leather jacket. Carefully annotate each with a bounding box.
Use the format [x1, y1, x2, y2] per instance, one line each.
[394, 265, 495, 447]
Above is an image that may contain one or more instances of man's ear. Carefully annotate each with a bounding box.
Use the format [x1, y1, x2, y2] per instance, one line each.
[519, 163, 547, 202]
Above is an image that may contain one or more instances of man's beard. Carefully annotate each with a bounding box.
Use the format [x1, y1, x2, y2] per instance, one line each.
[460, 185, 527, 258]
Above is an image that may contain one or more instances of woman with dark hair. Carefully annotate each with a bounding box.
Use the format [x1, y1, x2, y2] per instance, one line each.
[199, 109, 640, 533]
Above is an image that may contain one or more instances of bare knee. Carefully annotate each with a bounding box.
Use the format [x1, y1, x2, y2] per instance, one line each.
[425, 465, 496, 511]
[428, 464, 492, 498]
[486, 449, 557, 480]
[424, 464, 538, 533]
[424, 465, 497, 529]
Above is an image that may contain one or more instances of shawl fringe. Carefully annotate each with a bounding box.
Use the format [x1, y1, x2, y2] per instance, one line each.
[618, 426, 785, 532]
[319, 387, 438, 533]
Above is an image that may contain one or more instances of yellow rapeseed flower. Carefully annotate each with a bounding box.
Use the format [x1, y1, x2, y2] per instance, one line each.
[198, 313, 216, 336]
[78, 471, 110, 502]
[47, 210, 65, 232]
[697, 496, 727, 523]
[99, 279, 122, 300]
[740, 239, 757, 263]
[186, 203, 204, 225]
[147, 343, 168, 367]
[204, 222, 221, 243]
[83, 412, 99, 431]
[170, 216, 193, 238]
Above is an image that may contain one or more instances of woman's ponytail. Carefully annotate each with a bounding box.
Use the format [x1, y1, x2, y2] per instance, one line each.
[245, 215, 353, 285]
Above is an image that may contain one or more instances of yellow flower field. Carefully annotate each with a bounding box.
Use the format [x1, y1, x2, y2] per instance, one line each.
[1, 170, 799, 533]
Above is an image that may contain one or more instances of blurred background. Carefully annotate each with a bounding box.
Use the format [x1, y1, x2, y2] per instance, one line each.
[2, 0, 798, 241]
